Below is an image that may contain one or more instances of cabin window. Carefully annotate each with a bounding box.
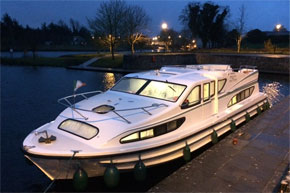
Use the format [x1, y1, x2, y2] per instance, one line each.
[218, 79, 226, 93]
[183, 85, 201, 108]
[139, 81, 186, 102]
[120, 117, 185, 143]
[228, 86, 255, 107]
[210, 81, 215, 97]
[111, 78, 147, 94]
[140, 129, 154, 139]
[203, 83, 210, 101]
[121, 132, 139, 142]
[58, 119, 99, 140]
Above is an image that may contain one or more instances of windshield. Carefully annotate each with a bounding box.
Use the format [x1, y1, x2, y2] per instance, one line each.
[111, 77, 186, 102]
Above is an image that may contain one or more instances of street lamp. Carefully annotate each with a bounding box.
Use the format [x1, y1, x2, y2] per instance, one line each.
[276, 24, 282, 31]
[161, 22, 168, 30]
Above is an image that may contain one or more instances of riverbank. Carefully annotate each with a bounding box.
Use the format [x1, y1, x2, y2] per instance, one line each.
[2, 51, 289, 75]
[149, 96, 290, 192]
[123, 53, 290, 75]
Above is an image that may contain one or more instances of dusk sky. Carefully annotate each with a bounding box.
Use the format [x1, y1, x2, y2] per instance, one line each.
[1, 0, 289, 36]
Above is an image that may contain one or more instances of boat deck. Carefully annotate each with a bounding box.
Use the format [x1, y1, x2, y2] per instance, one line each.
[149, 96, 289, 192]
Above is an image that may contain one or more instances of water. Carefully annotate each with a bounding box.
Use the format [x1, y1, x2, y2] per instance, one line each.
[1, 66, 289, 192]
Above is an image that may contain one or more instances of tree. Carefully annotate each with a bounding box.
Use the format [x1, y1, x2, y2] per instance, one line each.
[159, 28, 180, 51]
[70, 18, 81, 35]
[1, 13, 24, 50]
[124, 5, 150, 54]
[236, 5, 246, 53]
[88, 0, 127, 60]
[179, 2, 229, 48]
[224, 29, 239, 47]
[246, 29, 266, 44]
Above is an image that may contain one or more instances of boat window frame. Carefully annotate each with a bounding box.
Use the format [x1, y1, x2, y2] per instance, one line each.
[218, 79, 227, 93]
[120, 117, 186, 144]
[203, 82, 210, 102]
[58, 119, 99, 140]
[210, 81, 215, 97]
[110, 77, 187, 103]
[181, 85, 201, 109]
[227, 86, 255, 107]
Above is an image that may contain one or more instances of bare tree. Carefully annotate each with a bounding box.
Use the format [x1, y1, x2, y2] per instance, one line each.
[70, 18, 81, 35]
[88, 0, 126, 60]
[124, 5, 150, 54]
[236, 5, 246, 53]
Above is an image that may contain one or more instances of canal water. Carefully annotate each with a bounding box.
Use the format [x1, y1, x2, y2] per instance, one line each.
[1, 65, 289, 192]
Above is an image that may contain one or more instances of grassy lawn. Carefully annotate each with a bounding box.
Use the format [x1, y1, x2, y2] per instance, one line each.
[1, 53, 105, 67]
[90, 54, 123, 68]
[1, 56, 90, 67]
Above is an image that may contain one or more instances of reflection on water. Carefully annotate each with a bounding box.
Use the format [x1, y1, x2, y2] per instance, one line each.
[262, 82, 285, 105]
[259, 73, 289, 105]
[103, 73, 116, 90]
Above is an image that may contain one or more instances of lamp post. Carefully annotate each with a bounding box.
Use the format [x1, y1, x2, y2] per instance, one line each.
[161, 22, 169, 52]
[273, 24, 282, 53]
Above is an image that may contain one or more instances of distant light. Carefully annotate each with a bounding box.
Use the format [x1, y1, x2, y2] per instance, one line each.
[276, 24, 282, 31]
[92, 36, 95, 40]
[192, 39, 196, 43]
[152, 36, 158, 41]
[168, 36, 171, 39]
[161, 22, 168, 30]
[178, 35, 182, 38]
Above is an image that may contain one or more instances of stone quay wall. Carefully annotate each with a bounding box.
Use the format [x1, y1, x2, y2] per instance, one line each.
[123, 53, 289, 75]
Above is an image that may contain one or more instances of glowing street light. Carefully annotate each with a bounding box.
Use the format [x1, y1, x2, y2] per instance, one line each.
[161, 22, 168, 30]
[178, 35, 182, 38]
[276, 24, 282, 31]
[192, 39, 196, 43]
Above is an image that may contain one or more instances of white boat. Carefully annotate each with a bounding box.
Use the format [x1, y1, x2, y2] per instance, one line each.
[22, 64, 269, 180]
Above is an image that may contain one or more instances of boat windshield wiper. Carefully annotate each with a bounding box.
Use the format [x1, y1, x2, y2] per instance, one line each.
[168, 85, 176, 92]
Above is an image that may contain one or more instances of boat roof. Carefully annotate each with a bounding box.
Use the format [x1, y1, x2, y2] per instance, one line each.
[126, 64, 232, 86]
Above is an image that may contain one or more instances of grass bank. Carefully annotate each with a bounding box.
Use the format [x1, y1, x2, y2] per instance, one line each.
[1, 53, 103, 67]
[90, 54, 123, 68]
[194, 47, 289, 55]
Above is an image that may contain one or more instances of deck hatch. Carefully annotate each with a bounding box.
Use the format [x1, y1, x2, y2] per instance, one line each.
[92, 105, 115, 114]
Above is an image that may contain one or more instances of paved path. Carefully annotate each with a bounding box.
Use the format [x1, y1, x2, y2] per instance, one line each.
[149, 96, 289, 193]
[79, 57, 99, 67]
[67, 56, 139, 74]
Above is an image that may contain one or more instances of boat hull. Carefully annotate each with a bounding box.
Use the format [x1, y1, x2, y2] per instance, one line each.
[24, 97, 268, 180]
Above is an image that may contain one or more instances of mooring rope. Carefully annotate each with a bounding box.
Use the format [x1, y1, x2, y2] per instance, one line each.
[43, 151, 79, 193]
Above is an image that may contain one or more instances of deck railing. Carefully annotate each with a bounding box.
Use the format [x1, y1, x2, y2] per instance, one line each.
[57, 90, 168, 123]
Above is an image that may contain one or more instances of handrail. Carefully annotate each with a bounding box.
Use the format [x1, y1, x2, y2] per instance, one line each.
[57, 90, 103, 109]
[239, 65, 257, 70]
[57, 90, 168, 124]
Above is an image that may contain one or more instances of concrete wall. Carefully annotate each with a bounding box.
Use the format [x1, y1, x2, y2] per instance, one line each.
[123, 53, 290, 75]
